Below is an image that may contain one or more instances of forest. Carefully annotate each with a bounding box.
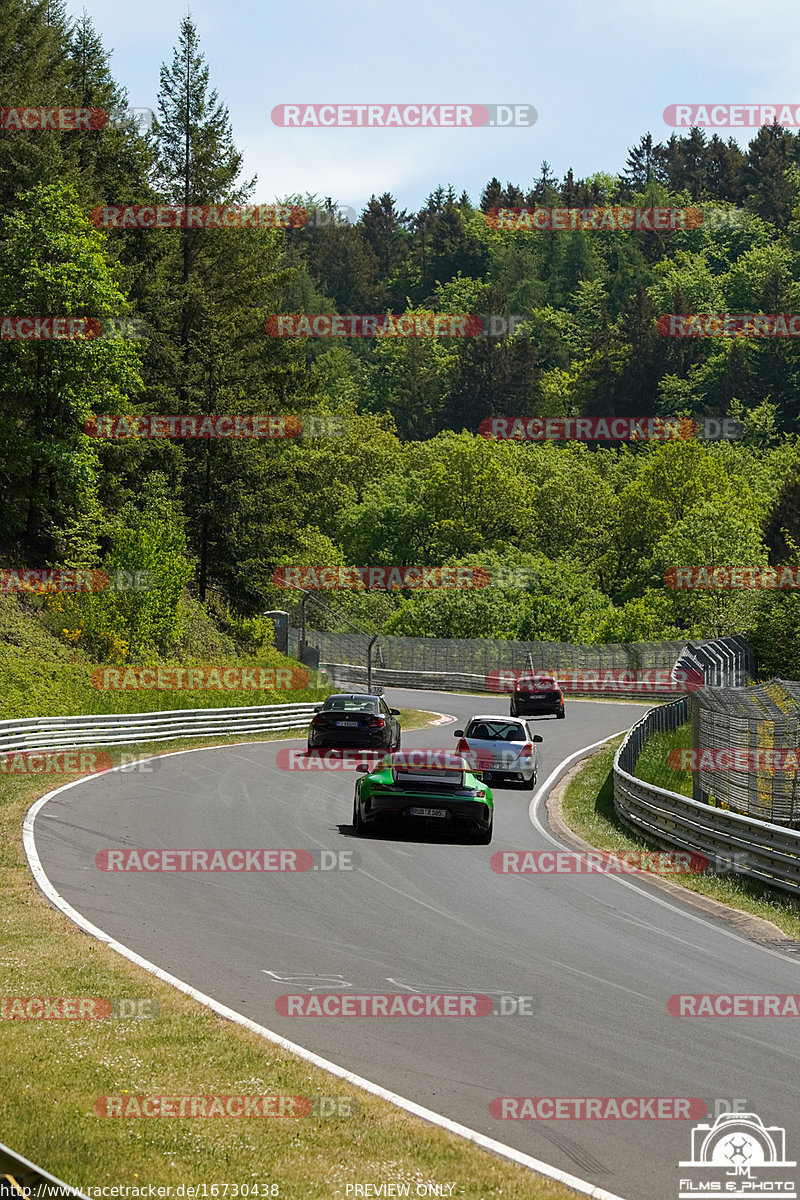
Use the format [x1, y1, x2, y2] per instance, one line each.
[2, 0, 799, 688]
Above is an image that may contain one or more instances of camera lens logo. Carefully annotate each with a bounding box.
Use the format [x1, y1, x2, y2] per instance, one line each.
[679, 1112, 796, 1198]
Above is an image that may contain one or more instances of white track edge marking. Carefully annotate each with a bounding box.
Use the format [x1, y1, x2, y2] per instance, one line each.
[528, 732, 800, 967]
[23, 734, 628, 1200]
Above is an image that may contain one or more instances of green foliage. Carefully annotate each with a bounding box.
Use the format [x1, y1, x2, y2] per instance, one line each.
[0, 182, 144, 558]
[3, 6, 800, 674]
[41, 479, 193, 660]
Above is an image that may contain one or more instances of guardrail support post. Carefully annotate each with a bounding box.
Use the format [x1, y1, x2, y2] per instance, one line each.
[367, 635, 379, 694]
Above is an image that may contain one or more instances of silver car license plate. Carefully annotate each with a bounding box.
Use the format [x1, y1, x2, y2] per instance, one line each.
[409, 807, 448, 818]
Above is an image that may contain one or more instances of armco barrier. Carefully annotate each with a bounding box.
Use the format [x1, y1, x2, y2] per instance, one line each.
[0, 1137, 89, 1199]
[614, 698, 800, 898]
[0, 703, 318, 756]
[320, 663, 696, 696]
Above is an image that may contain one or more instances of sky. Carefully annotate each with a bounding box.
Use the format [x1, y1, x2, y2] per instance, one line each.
[82, 0, 800, 214]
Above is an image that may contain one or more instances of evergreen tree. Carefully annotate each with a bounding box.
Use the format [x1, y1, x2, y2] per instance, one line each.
[66, 13, 155, 208]
[361, 193, 408, 279]
[744, 125, 798, 227]
[150, 16, 306, 603]
[0, 0, 72, 214]
[620, 134, 668, 194]
[480, 177, 503, 210]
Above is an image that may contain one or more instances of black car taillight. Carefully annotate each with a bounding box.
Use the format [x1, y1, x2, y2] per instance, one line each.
[366, 716, 385, 728]
[311, 714, 327, 727]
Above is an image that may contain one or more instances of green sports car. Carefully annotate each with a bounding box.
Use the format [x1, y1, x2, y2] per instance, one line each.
[352, 753, 494, 843]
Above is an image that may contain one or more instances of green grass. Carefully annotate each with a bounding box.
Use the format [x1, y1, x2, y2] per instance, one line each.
[0, 593, 335, 719]
[0, 717, 584, 1199]
[560, 737, 800, 940]
[632, 722, 694, 797]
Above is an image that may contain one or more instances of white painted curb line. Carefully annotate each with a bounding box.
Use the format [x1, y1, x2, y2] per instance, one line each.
[23, 734, 627, 1200]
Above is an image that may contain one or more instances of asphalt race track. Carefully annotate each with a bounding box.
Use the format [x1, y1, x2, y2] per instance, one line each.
[31, 690, 800, 1200]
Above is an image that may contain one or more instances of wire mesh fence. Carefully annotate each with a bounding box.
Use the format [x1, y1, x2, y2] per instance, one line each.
[294, 629, 753, 694]
[691, 679, 800, 826]
[615, 700, 800, 895]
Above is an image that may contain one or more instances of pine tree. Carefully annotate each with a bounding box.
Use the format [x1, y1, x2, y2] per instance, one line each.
[150, 16, 305, 603]
[360, 193, 408, 280]
[530, 161, 559, 204]
[744, 125, 798, 227]
[66, 14, 155, 208]
[0, 0, 72, 214]
[480, 177, 503, 210]
[620, 134, 667, 194]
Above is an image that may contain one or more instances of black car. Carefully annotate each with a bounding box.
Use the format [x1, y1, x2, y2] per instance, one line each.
[509, 674, 565, 719]
[307, 693, 402, 752]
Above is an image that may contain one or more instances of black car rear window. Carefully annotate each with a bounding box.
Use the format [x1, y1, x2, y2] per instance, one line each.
[322, 696, 379, 712]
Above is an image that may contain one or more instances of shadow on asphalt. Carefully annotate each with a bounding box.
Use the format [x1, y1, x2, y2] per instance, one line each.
[336, 822, 494, 846]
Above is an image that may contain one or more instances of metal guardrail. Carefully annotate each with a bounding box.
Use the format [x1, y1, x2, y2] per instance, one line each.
[321, 663, 699, 697]
[0, 1137, 89, 1199]
[614, 699, 800, 898]
[0, 703, 318, 755]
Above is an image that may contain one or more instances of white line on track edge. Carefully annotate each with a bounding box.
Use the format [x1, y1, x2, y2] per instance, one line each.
[22, 735, 627, 1200]
[528, 732, 800, 967]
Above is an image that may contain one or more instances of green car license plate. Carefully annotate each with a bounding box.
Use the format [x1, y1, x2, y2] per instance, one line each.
[409, 807, 448, 818]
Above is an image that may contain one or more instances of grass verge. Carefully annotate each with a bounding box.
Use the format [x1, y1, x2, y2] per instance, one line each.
[632, 722, 693, 797]
[1, 715, 582, 1200]
[559, 736, 800, 940]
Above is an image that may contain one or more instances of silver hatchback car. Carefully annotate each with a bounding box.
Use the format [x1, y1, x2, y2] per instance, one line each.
[453, 715, 543, 788]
